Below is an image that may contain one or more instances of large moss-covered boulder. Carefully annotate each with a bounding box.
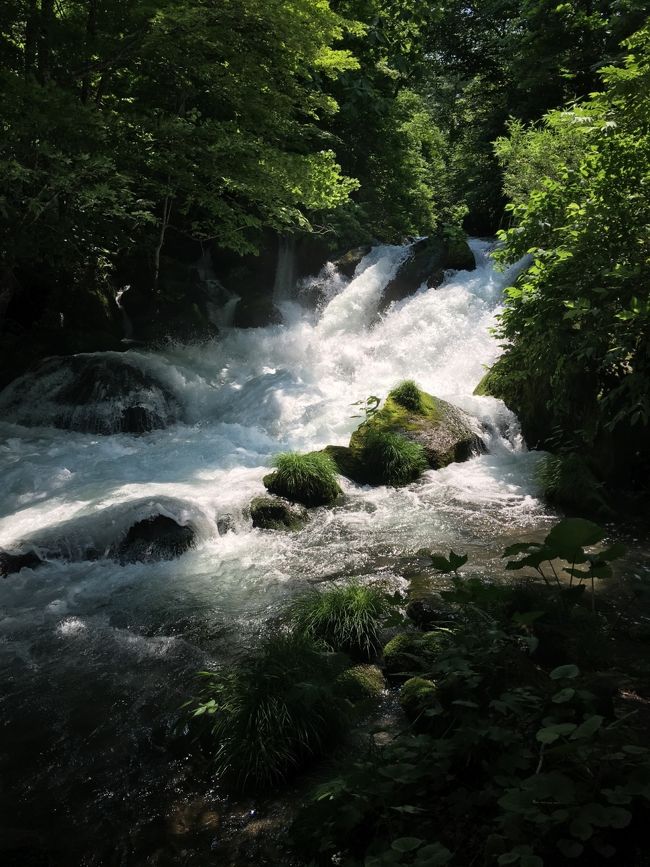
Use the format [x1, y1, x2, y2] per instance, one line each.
[250, 496, 308, 531]
[381, 235, 475, 309]
[326, 384, 484, 485]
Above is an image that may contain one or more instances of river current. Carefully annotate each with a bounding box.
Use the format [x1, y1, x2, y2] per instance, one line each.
[0, 240, 554, 862]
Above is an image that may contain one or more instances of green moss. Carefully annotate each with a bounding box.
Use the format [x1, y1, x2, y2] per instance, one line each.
[250, 496, 308, 531]
[264, 451, 342, 507]
[383, 631, 447, 677]
[399, 676, 439, 721]
[336, 665, 386, 703]
[290, 581, 391, 660]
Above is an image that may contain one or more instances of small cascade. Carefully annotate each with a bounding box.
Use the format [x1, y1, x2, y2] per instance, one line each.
[195, 248, 241, 328]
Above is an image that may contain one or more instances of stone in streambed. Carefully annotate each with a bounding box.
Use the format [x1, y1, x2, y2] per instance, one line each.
[116, 515, 195, 564]
[250, 497, 308, 531]
[0, 548, 43, 578]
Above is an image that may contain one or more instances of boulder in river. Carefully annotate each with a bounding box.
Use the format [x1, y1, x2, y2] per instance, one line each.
[0, 353, 182, 434]
[0, 548, 42, 578]
[381, 235, 475, 309]
[325, 382, 485, 486]
[116, 515, 195, 564]
[333, 245, 373, 278]
[250, 496, 308, 531]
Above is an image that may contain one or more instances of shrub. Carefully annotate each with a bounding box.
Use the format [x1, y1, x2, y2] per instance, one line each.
[536, 452, 610, 517]
[264, 451, 341, 507]
[389, 379, 425, 413]
[361, 429, 428, 486]
[290, 582, 391, 660]
[187, 632, 349, 791]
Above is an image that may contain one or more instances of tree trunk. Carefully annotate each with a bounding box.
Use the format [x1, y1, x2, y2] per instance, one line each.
[153, 196, 173, 294]
[24, 0, 38, 77]
[37, 0, 54, 84]
[81, 0, 98, 104]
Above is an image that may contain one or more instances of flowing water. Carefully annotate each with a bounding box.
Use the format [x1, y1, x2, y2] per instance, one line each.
[0, 240, 555, 863]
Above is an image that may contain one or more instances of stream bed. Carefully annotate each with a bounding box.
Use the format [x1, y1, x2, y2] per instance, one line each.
[0, 241, 558, 864]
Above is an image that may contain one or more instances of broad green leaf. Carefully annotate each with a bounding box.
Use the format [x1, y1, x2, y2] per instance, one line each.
[392, 837, 423, 853]
[550, 664, 580, 680]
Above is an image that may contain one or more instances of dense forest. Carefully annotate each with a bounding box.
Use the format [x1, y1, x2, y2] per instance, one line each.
[1, 1, 650, 865]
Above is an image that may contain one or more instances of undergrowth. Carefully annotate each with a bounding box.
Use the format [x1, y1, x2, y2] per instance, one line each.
[389, 380, 425, 414]
[290, 581, 393, 660]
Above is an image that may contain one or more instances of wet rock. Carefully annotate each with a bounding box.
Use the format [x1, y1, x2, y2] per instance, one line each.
[326, 385, 485, 485]
[383, 631, 448, 679]
[217, 514, 236, 535]
[333, 245, 372, 278]
[0, 354, 182, 434]
[116, 515, 195, 564]
[406, 594, 459, 630]
[382, 235, 475, 309]
[400, 676, 440, 722]
[0, 548, 42, 578]
[250, 496, 308, 531]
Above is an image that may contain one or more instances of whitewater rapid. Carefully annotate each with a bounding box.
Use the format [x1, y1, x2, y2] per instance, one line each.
[0, 239, 553, 858]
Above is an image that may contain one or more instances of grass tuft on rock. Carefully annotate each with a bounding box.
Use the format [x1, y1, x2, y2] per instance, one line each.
[264, 451, 341, 507]
[290, 581, 391, 660]
[361, 428, 428, 486]
[389, 379, 425, 413]
[188, 632, 349, 791]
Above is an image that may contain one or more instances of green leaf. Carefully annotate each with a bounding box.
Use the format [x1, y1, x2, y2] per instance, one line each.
[392, 837, 424, 853]
[550, 664, 580, 680]
[429, 555, 453, 573]
[552, 687, 576, 703]
[536, 723, 577, 744]
[449, 550, 468, 571]
[569, 818, 593, 841]
[545, 518, 605, 559]
[570, 715, 603, 739]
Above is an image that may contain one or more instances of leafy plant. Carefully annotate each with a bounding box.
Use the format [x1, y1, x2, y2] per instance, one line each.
[186, 632, 350, 791]
[504, 518, 625, 611]
[362, 429, 429, 486]
[351, 395, 382, 421]
[290, 581, 393, 660]
[536, 451, 610, 517]
[389, 380, 425, 414]
[264, 451, 341, 507]
[422, 549, 468, 576]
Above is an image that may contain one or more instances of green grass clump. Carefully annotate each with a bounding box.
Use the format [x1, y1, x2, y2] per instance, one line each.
[188, 632, 349, 791]
[389, 379, 425, 413]
[264, 451, 341, 507]
[290, 582, 391, 660]
[361, 428, 428, 486]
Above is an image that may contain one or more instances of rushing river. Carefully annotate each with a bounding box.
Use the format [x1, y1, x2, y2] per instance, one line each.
[0, 240, 555, 863]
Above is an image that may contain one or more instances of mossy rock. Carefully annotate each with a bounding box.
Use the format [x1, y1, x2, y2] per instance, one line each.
[399, 676, 440, 722]
[336, 665, 386, 703]
[327, 386, 484, 485]
[473, 369, 500, 398]
[383, 631, 447, 677]
[233, 296, 282, 329]
[250, 496, 308, 531]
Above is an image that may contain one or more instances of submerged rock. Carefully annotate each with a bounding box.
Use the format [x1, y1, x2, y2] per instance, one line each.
[250, 496, 308, 531]
[382, 235, 475, 309]
[326, 385, 485, 485]
[0, 354, 182, 434]
[116, 515, 195, 564]
[333, 245, 372, 278]
[0, 548, 42, 578]
[232, 296, 283, 329]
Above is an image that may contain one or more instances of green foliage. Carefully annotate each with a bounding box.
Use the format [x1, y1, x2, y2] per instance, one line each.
[290, 581, 392, 660]
[336, 664, 386, 702]
[389, 380, 425, 414]
[361, 429, 429, 486]
[187, 631, 350, 791]
[351, 394, 382, 421]
[536, 452, 610, 517]
[503, 518, 625, 611]
[264, 451, 341, 507]
[492, 24, 650, 488]
[291, 594, 649, 866]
